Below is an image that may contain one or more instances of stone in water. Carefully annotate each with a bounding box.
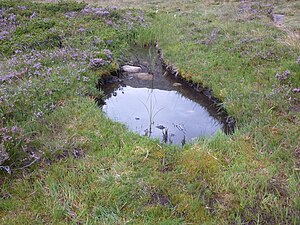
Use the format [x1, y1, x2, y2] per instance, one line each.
[122, 65, 142, 73]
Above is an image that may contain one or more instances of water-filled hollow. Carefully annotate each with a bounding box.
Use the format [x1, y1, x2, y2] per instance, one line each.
[99, 46, 234, 145]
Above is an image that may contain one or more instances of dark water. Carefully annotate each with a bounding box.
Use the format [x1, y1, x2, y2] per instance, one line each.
[101, 47, 230, 145]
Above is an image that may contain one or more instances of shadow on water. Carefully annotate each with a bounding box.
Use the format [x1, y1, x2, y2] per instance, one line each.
[98, 46, 235, 145]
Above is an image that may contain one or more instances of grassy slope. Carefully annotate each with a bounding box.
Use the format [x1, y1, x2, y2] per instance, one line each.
[1, 0, 299, 224]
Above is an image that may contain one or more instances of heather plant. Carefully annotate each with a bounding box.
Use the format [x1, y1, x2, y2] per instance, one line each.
[0, 0, 146, 172]
[0, 126, 36, 173]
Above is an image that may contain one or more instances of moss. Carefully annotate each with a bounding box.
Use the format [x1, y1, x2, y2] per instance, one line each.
[172, 193, 209, 223]
[178, 145, 221, 181]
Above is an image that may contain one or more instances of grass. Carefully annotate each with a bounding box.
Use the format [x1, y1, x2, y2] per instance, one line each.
[1, 0, 300, 224]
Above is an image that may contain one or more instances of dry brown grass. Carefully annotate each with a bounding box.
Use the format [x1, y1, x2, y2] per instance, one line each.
[37, 0, 237, 10]
[280, 30, 300, 51]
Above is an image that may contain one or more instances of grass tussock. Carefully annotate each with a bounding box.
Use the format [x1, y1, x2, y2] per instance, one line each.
[280, 30, 300, 51]
[1, 0, 299, 224]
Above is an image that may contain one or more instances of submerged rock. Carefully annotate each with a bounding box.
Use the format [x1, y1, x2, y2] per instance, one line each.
[122, 65, 142, 73]
[173, 82, 182, 87]
[129, 72, 153, 81]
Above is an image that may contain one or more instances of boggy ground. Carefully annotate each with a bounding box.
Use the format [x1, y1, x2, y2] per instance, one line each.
[0, 0, 299, 224]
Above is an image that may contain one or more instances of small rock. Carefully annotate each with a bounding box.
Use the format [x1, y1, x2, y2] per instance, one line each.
[122, 65, 142, 73]
[272, 14, 284, 26]
[173, 82, 182, 87]
[130, 73, 153, 81]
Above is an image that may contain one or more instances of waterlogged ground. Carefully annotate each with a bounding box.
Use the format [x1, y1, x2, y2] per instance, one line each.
[0, 0, 300, 224]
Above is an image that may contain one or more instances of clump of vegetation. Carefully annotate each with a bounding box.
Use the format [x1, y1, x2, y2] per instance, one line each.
[0, 0, 299, 224]
[0, 0, 146, 170]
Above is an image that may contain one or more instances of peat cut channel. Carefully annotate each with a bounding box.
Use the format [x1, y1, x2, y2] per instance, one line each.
[101, 47, 230, 145]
